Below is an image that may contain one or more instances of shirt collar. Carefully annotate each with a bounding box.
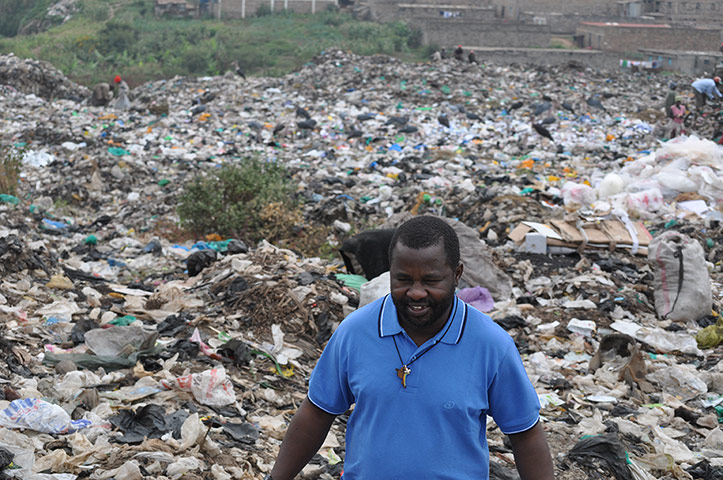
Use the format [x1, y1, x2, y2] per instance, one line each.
[377, 294, 468, 345]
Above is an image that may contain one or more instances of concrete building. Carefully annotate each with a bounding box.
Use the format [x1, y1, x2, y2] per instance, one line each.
[637, 48, 721, 74]
[646, 0, 723, 27]
[576, 21, 720, 52]
[211, 0, 338, 19]
[154, 0, 200, 18]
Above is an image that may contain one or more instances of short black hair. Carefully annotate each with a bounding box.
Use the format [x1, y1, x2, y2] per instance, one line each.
[388, 216, 460, 269]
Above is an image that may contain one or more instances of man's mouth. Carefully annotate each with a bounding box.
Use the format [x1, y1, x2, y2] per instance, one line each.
[408, 304, 430, 315]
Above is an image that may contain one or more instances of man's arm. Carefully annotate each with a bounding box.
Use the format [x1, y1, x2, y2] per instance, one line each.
[269, 397, 338, 480]
[508, 421, 555, 480]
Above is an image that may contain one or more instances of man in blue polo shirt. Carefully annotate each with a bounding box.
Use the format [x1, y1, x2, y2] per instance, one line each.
[268, 216, 554, 480]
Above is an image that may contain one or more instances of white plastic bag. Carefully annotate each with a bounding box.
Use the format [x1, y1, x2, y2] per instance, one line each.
[625, 188, 663, 216]
[160, 367, 236, 406]
[560, 181, 595, 208]
[0, 398, 92, 434]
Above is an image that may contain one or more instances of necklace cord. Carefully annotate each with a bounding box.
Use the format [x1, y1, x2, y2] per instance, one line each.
[392, 309, 456, 368]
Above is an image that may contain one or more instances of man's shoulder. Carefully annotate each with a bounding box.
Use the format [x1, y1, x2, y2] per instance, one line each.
[461, 305, 516, 346]
[335, 296, 386, 335]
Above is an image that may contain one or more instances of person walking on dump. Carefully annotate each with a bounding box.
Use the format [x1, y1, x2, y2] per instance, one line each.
[468, 50, 478, 64]
[691, 77, 721, 109]
[267, 215, 554, 480]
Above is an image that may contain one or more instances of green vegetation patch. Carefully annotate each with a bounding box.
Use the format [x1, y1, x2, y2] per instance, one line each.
[177, 158, 296, 243]
[0, 2, 427, 85]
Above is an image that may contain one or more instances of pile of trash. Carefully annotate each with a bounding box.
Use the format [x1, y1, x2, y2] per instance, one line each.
[2, 48, 723, 479]
[0, 54, 89, 101]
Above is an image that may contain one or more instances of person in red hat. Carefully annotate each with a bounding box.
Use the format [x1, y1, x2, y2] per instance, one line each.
[112, 75, 131, 110]
[454, 44, 464, 61]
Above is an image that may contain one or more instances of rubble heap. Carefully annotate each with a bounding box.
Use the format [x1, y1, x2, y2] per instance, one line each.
[1, 49, 723, 479]
[0, 53, 89, 101]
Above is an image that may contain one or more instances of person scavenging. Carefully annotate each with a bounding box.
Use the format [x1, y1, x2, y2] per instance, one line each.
[267, 216, 555, 480]
[112, 75, 131, 110]
[454, 44, 464, 61]
[691, 76, 721, 109]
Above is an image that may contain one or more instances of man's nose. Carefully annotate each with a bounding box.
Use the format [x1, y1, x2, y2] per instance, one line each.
[407, 282, 428, 300]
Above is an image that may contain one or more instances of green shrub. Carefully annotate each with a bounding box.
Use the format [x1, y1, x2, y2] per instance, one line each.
[0, 146, 22, 195]
[256, 4, 272, 16]
[181, 45, 209, 74]
[80, 0, 110, 22]
[177, 159, 295, 241]
[406, 25, 423, 49]
[97, 21, 139, 55]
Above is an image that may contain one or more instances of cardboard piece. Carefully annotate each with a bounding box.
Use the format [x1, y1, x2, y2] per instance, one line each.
[508, 219, 652, 255]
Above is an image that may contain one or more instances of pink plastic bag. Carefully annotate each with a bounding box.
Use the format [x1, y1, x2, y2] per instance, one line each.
[457, 286, 494, 312]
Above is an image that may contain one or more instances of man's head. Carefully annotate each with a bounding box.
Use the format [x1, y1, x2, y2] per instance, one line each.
[388, 216, 463, 331]
[388, 216, 460, 269]
[715, 76, 721, 85]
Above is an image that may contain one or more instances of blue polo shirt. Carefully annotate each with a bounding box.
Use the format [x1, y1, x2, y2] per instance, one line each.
[308, 295, 541, 479]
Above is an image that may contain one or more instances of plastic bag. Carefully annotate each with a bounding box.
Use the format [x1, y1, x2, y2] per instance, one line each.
[359, 271, 391, 308]
[596, 173, 625, 199]
[561, 181, 595, 208]
[456, 286, 494, 312]
[161, 367, 236, 406]
[0, 398, 92, 434]
[648, 231, 711, 322]
[625, 188, 664, 216]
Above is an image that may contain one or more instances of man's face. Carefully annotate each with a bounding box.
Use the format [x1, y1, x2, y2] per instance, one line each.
[390, 241, 461, 331]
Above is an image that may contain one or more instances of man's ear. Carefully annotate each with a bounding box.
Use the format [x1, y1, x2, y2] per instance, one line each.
[454, 263, 464, 285]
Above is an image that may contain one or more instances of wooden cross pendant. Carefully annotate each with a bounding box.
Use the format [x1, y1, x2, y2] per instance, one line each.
[396, 365, 411, 388]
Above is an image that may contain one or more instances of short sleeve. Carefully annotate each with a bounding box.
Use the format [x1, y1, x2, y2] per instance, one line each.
[488, 343, 541, 434]
[307, 327, 355, 415]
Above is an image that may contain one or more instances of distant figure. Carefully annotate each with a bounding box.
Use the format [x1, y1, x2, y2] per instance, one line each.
[691, 77, 722, 109]
[430, 50, 442, 63]
[468, 50, 477, 64]
[440, 48, 447, 60]
[112, 75, 131, 110]
[90, 82, 113, 107]
[667, 96, 686, 138]
[719, 42, 723, 55]
[664, 82, 677, 118]
[454, 44, 464, 61]
[231, 60, 246, 79]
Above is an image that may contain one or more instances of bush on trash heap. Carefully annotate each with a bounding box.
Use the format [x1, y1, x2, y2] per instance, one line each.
[0, 146, 22, 196]
[177, 158, 296, 243]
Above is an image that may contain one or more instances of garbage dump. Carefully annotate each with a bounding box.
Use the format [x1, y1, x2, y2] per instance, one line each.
[2, 48, 723, 479]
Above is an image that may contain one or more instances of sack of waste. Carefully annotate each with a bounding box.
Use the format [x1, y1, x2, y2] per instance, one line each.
[648, 231, 711, 322]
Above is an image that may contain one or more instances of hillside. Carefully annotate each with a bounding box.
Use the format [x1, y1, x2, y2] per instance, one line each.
[0, 0, 430, 86]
